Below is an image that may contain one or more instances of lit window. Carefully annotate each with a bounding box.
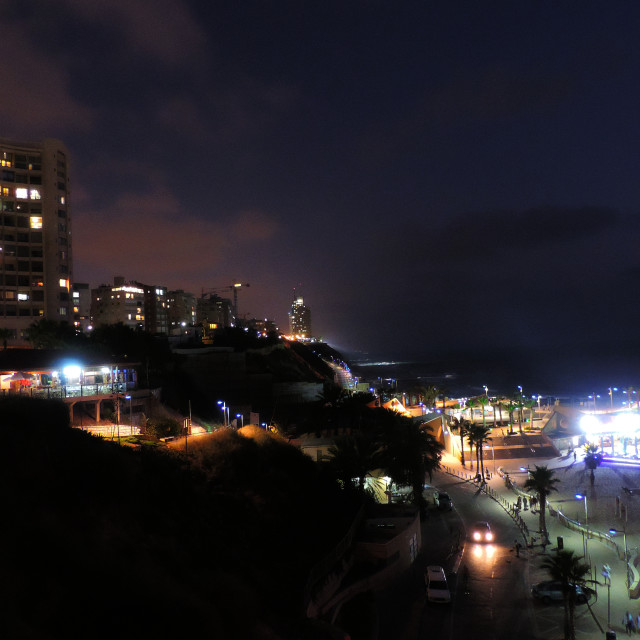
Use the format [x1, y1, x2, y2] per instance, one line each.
[73, 306, 79, 313]
[58, 196, 65, 205]
[59, 278, 69, 290]
[30, 189, 41, 200]
[17, 293, 28, 301]
[15, 188, 28, 199]
[59, 307, 67, 316]
[127, 314, 132, 320]
[72, 291, 79, 298]
[1, 187, 8, 196]
[30, 216, 42, 229]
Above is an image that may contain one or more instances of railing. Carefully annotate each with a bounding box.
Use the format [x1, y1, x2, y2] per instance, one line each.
[1, 382, 130, 400]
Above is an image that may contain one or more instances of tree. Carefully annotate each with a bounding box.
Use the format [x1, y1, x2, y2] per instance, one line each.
[25, 318, 77, 349]
[505, 400, 517, 435]
[583, 443, 602, 486]
[540, 550, 592, 640]
[525, 398, 537, 429]
[468, 423, 492, 480]
[524, 465, 560, 542]
[450, 416, 470, 466]
[326, 432, 380, 491]
[477, 395, 490, 429]
[515, 394, 525, 434]
[466, 397, 478, 426]
[379, 415, 443, 510]
[491, 398, 504, 428]
[0, 327, 12, 349]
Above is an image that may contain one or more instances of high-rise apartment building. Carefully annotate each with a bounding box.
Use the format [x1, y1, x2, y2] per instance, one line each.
[91, 277, 168, 335]
[0, 138, 72, 343]
[288, 294, 312, 339]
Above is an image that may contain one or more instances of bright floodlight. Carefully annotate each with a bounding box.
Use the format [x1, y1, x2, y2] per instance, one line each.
[613, 413, 640, 435]
[580, 414, 602, 435]
[63, 365, 81, 378]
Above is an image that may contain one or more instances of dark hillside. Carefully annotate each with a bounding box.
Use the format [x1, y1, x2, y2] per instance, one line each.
[0, 398, 357, 638]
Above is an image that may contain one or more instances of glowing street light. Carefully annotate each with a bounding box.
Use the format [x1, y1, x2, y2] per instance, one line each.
[609, 527, 630, 588]
[609, 387, 618, 409]
[217, 400, 229, 427]
[575, 493, 588, 524]
[236, 413, 244, 428]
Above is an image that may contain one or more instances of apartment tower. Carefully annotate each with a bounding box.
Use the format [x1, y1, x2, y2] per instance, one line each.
[0, 138, 72, 343]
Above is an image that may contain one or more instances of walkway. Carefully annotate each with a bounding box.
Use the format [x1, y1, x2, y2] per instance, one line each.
[442, 448, 640, 638]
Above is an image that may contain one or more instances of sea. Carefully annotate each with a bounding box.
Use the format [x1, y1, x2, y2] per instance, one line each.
[345, 344, 640, 405]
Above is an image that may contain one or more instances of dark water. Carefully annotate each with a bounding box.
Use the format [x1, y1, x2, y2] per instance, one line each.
[347, 344, 640, 401]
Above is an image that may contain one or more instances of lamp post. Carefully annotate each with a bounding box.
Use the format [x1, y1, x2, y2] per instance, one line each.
[125, 394, 133, 435]
[236, 413, 244, 429]
[483, 385, 488, 397]
[609, 527, 629, 588]
[575, 493, 588, 524]
[217, 400, 229, 427]
[609, 387, 618, 409]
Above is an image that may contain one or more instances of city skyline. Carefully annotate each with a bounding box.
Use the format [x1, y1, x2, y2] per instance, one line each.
[3, 2, 640, 375]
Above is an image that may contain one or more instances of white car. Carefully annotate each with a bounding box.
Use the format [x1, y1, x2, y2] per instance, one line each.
[425, 565, 451, 603]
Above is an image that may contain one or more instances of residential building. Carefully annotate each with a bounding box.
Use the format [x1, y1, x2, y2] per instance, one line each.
[91, 277, 168, 334]
[288, 294, 312, 340]
[247, 317, 279, 338]
[72, 282, 91, 333]
[0, 138, 73, 344]
[167, 289, 197, 332]
[197, 292, 233, 339]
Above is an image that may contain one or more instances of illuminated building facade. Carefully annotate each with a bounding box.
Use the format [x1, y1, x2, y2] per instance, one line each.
[91, 277, 168, 334]
[0, 138, 73, 344]
[288, 295, 312, 340]
[72, 282, 91, 333]
[167, 289, 197, 332]
[197, 293, 233, 338]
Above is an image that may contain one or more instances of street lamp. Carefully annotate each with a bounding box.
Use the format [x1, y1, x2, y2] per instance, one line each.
[217, 400, 229, 427]
[609, 527, 630, 588]
[236, 413, 244, 428]
[483, 385, 488, 396]
[609, 387, 618, 409]
[125, 394, 133, 434]
[575, 493, 588, 524]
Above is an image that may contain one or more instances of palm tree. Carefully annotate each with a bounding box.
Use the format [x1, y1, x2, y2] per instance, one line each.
[524, 398, 537, 429]
[379, 416, 443, 509]
[450, 416, 470, 466]
[583, 443, 602, 486]
[524, 465, 560, 542]
[326, 432, 381, 491]
[491, 398, 504, 428]
[505, 400, 517, 435]
[540, 550, 592, 640]
[477, 395, 490, 429]
[466, 397, 478, 425]
[468, 423, 492, 479]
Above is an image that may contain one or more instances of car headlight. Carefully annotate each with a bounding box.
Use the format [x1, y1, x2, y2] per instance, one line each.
[486, 532, 493, 541]
[473, 532, 481, 540]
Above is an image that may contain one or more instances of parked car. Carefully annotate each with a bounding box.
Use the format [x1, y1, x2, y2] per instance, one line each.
[437, 491, 453, 510]
[470, 521, 493, 542]
[425, 565, 451, 603]
[531, 580, 589, 604]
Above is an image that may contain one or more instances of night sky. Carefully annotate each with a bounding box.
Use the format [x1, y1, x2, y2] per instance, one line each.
[4, 1, 640, 381]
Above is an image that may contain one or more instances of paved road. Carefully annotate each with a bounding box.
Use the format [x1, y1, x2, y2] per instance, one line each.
[376, 471, 603, 640]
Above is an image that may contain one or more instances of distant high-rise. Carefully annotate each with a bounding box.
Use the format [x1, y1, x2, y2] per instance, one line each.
[288, 294, 312, 339]
[0, 138, 73, 344]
